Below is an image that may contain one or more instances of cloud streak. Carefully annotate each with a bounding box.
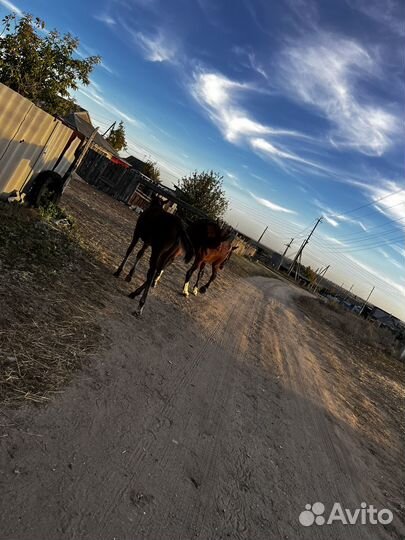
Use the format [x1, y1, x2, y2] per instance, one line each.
[249, 191, 296, 214]
[135, 30, 177, 62]
[0, 0, 22, 15]
[78, 86, 139, 126]
[278, 33, 401, 156]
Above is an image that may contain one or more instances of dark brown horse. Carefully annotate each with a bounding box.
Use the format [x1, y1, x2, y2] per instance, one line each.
[182, 220, 237, 297]
[114, 196, 193, 316]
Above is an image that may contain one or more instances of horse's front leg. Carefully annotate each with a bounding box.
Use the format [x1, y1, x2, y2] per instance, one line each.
[129, 252, 158, 317]
[193, 262, 206, 295]
[183, 259, 199, 297]
[114, 232, 139, 277]
[199, 264, 218, 294]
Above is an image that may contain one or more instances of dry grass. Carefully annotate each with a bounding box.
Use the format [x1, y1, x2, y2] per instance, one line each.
[0, 202, 112, 406]
[228, 255, 279, 280]
[297, 295, 403, 359]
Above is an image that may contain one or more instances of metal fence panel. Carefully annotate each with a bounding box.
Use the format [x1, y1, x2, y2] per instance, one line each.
[0, 83, 79, 194]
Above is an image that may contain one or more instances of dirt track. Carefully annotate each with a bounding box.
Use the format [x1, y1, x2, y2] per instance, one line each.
[1, 180, 403, 539]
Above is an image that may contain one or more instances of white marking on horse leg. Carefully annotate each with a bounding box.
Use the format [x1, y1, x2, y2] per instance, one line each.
[153, 270, 163, 288]
[193, 286, 199, 296]
[183, 282, 189, 297]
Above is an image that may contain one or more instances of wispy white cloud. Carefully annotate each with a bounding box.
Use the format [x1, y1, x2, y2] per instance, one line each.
[224, 170, 241, 188]
[191, 70, 322, 178]
[249, 191, 296, 214]
[233, 46, 268, 79]
[346, 254, 405, 296]
[94, 13, 116, 26]
[278, 33, 401, 156]
[346, 0, 405, 36]
[251, 137, 328, 172]
[0, 0, 22, 15]
[135, 31, 176, 62]
[325, 235, 346, 245]
[377, 248, 403, 269]
[312, 198, 369, 230]
[361, 179, 405, 226]
[78, 86, 139, 126]
[391, 245, 405, 258]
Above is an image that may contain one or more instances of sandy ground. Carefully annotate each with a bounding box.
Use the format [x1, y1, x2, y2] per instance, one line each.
[0, 179, 403, 540]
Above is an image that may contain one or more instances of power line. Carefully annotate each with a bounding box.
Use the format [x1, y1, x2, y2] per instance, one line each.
[325, 214, 405, 241]
[313, 235, 404, 253]
[315, 228, 404, 247]
[324, 188, 404, 219]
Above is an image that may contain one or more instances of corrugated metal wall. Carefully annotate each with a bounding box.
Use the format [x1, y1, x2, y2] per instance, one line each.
[0, 83, 80, 195]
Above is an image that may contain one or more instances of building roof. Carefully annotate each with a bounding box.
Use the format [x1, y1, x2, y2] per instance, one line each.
[64, 112, 119, 157]
[125, 155, 147, 171]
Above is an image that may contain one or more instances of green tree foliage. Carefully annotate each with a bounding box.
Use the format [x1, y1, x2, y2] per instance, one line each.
[106, 121, 128, 152]
[0, 13, 100, 116]
[304, 265, 317, 282]
[176, 170, 229, 220]
[142, 160, 161, 183]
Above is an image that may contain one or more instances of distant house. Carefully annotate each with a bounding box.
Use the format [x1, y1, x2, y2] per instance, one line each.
[125, 155, 148, 173]
[64, 111, 129, 166]
[368, 307, 403, 333]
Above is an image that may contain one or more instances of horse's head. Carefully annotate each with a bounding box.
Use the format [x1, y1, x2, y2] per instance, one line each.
[219, 245, 238, 269]
[149, 193, 164, 209]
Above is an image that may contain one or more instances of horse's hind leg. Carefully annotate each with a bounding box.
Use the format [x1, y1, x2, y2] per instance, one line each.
[125, 242, 148, 282]
[193, 262, 206, 295]
[114, 232, 140, 277]
[183, 259, 199, 297]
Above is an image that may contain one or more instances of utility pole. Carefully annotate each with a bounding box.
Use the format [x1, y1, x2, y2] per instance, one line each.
[288, 217, 322, 276]
[102, 121, 116, 137]
[344, 284, 354, 302]
[310, 266, 323, 292]
[359, 286, 375, 316]
[313, 265, 330, 294]
[62, 127, 99, 191]
[277, 237, 294, 271]
[257, 225, 268, 244]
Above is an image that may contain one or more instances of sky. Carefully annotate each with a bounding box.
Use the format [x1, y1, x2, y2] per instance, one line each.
[1, 0, 404, 319]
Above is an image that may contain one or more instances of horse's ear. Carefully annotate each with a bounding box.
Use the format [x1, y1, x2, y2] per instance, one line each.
[232, 246, 238, 251]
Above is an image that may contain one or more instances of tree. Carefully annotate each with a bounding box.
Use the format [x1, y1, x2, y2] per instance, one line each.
[0, 13, 100, 116]
[304, 265, 317, 283]
[142, 160, 161, 183]
[106, 121, 128, 152]
[176, 170, 229, 220]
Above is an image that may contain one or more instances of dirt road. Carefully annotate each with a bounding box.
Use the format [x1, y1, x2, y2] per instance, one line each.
[1, 271, 403, 539]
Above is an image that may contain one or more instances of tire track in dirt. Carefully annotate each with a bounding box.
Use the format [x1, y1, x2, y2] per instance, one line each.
[66, 282, 244, 538]
[130, 282, 263, 539]
[253, 278, 388, 540]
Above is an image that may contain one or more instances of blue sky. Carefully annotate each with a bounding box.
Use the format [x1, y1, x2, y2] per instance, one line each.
[1, 0, 404, 318]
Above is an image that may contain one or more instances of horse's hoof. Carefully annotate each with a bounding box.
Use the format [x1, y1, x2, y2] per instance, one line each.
[125, 275, 132, 283]
[132, 306, 144, 318]
[200, 287, 207, 294]
[113, 270, 121, 278]
[193, 287, 199, 296]
[183, 292, 189, 298]
[128, 292, 136, 299]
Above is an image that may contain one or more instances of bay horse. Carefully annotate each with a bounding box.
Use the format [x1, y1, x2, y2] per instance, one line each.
[182, 220, 237, 297]
[114, 195, 194, 316]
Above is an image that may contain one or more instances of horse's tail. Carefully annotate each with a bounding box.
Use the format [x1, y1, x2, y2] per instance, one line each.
[179, 226, 194, 263]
